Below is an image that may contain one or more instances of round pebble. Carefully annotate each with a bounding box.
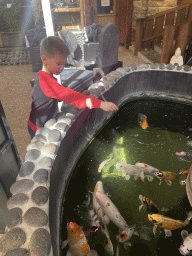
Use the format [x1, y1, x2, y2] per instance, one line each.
[47, 129, 61, 142]
[29, 228, 51, 256]
[7, 194, 29, 210]
[36, 127, 50, 138]
[32, 134, 47, 143]
[166, 63, 175, 70]
[151, 63, 159, 69]
[55, 122, 68, 132]
[44, 118, 57, 129]
[26, 141, 44, 151]
[31, 186, 48, 205]
[19, 161, 35, 177]
[25, 149, 41, 161]
[5, 248, 30, 256]
[33, 169, 48, 184]
[184, 65, 191, 71]
[0, 228, 26, 253]
[10, 179, 34, 195]
[7, 208, 22, 228]
[40, 143, 58, 156]
[24, 207, 48, 227]
[177, 65, 183, 71]
[36, 157, 53, 169]
[57, 116, 72, 125]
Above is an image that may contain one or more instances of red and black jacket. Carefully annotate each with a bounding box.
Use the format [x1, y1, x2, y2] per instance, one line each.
[28, 70, 102, 133]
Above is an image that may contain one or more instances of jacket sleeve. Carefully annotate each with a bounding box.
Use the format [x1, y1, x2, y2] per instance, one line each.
[38, 70, 102, 109]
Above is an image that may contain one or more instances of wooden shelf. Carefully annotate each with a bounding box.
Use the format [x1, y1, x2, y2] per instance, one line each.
[53, 7, 81, 13]
[53, 0, 84, 28]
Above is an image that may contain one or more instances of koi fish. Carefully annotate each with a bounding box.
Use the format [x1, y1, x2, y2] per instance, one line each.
[115, 162, 145, 181]
[98, 159, 112, 172]
[139, 195, 168, 213]
[63, 222, 98, 256]
[138, 113, 149, 129]
[116, 225, 151, 248]
[176, 151, 192, 157]
[115, 162, 156, 182]
[153, 171, 179, 186]
[180, 179, 187, 186]
[187, 141, 192, 147]
[94, 191, 129, 231]
[148, 213, 191, 237]
[93, 181, 110, 225]
[178, 168, 190, 176]
[88, 204, 114, 255]
[179, 230, 192, 255]
[135, 162, 159, 181]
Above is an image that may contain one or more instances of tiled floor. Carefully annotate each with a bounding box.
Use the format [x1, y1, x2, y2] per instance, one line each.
[0, 46, 146, 163]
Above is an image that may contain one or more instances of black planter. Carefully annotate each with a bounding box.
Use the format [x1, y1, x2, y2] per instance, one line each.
[29, 46, 42, 72]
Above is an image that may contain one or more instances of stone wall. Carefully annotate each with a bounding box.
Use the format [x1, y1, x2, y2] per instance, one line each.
[0, 48, 31, 66]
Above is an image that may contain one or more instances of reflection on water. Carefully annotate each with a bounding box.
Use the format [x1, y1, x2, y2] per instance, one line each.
[61, 98, 192, 256]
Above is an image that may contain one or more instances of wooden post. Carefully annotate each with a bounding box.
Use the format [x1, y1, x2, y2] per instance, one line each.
[160, 25, 175, 64]
[80, 0, 84, 29]
[187, 3, 192, 21]
[126, 0, 133, 48]
[175, 22, 191, 57]
[134, 18, 144, 56]
[0, 33, 4, 47]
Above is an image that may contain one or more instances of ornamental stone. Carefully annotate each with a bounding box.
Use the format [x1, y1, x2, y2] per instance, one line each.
[40, 143, 58, 156]
[5, 248, 30, 256]
[7, 208, 22, 228]
[33, 169, 48, 184]
[57, 116, 72, 125]
[32, 134, 47, 143]
[36, 157, 53, 169]
[19, 161, 35, 177]
[44, 118, 57, 129]
[26, 141, 44, 151]
[10, 179, 34, 195]
[29, 228, 51, 256]
[31, 186, 49, 205]
[23, 207, 48, 227]
[47, 129, 61, 142]
[36, 127, 50, 138]
[55, 122, 68, 132]
[7, 194, 29, 210]
[0, 228, 26, 253]
[25, 149, 41, 161]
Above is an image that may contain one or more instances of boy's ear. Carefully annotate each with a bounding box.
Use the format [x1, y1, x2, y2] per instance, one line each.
[41, 55, 47, 62]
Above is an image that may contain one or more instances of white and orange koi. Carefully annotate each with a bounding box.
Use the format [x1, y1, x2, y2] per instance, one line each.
[63, 222, 98, 256]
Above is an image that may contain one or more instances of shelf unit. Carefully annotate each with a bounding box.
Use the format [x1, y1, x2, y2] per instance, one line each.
[53, 0, 84, 29]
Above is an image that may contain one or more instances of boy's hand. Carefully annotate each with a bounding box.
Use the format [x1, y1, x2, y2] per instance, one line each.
[100, 101, 119, 112]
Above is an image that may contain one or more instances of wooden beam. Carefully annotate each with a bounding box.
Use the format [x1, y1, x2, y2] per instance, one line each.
[160, 25, 176, 63]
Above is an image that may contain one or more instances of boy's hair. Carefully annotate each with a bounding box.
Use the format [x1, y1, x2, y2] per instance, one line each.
[40, 36, 70, 58]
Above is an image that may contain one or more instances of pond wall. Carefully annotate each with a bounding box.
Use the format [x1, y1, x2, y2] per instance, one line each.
[1, 63, 192, 256]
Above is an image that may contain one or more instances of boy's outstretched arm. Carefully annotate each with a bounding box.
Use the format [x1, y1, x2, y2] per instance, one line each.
[100, 101, 119, 112]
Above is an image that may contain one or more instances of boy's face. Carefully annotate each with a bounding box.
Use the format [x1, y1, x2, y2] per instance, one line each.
[42, 54, 67, 75]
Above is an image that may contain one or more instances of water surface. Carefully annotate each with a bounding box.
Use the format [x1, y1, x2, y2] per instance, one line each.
[61, 98, 192, 256]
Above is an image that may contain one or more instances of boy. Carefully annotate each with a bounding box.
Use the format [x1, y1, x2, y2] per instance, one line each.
[28, 36, 118, 139]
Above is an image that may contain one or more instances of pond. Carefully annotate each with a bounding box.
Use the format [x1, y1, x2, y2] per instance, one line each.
[61, 98, 192, 256]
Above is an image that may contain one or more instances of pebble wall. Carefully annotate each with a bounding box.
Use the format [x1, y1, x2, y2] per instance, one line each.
[0, 49, 31, 66]
[1, 63, 192, 256]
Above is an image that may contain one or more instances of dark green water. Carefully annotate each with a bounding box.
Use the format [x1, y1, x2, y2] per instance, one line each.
[61, 98, 192, 256]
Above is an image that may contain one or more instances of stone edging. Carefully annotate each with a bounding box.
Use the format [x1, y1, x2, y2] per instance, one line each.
[1, 62, 192, 256]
